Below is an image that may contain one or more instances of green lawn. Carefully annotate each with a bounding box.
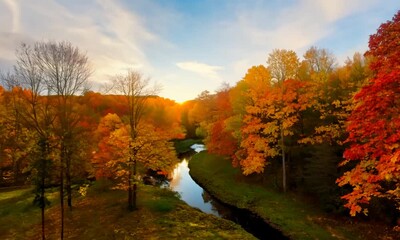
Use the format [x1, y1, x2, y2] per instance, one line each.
[0, 186, 59, 239]
[189, 152, 398, 240]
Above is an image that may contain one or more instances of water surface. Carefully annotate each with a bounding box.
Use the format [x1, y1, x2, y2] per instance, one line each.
[169, 159, 224, 216]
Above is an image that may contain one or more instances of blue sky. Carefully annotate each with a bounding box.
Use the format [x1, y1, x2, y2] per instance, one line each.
[0, 0, 399, 102]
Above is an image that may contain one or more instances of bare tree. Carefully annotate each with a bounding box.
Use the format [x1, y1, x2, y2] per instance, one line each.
[31, 41, 91, 239]
[302, 46, 336, 82]
[10, 43, 56, 240]
[267, 49, 300, 83]
[111, 70, 160, 211]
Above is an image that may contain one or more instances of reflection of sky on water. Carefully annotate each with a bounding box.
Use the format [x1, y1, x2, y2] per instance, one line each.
[169, 159, 219, 216]
[190, 144, 206, 153]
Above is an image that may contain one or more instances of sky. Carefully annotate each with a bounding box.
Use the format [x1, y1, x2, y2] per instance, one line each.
[0, 0, 399, 103]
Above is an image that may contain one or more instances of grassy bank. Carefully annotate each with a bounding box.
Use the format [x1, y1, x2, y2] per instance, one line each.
[189, 152, 399, 240]
[0, 182, 255, 239]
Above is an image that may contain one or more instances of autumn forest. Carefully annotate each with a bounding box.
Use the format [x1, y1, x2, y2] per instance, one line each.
[0, 9, 399, 240]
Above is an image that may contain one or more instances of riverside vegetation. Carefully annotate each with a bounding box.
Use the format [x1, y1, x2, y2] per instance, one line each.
[189, 152, 400, 240]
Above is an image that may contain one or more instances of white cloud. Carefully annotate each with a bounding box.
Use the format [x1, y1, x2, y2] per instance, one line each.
[0, 0, 165, 88]
[176, 61, 223, 80]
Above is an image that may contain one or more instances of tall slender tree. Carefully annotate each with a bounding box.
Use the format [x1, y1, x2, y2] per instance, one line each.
[9, 43, 57, 240]
[266, 50, 301, 192]
[32, 41, 91, 239]
[111, 70, 160, 211]
[33, 41, 91, 213]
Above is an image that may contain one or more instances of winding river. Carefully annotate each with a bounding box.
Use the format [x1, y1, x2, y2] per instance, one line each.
[165, 145, 288, 240]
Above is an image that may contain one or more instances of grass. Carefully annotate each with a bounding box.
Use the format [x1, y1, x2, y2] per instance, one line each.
[0, 187, 32, 201]
[173, 138, 203, 154]
[0, 181, 255, 239]
[189, 152, 400, 240]
[0, 186, 59, 239]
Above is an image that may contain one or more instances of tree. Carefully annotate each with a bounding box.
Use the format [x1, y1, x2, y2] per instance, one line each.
[298, 52, 366, 146]
[0, 78, 36, 186]
[238, 79, 311, 184]
[365, 10, 400, 74]
[10, 43, 57, 240]
[92, 113, 125, 179]
[34, 41, 91, 212]
[266, 50, 303, 192]
[7, 41, 91, 239]
[205, 85, 237, 157]
[29, 41, 91, 239]
[267, 49, 299, 83]
[111, 70, 160, 211]
[188, 90, 217, 138]
[301, 46, 336, 82]
[337, 70, 400, 216]
[104, 121, 178, 190]
[337, 10, 400, 217]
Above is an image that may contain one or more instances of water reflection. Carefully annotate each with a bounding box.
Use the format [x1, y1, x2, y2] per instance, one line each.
[168, 159, 225, 216]
[190, 144, 206, 153]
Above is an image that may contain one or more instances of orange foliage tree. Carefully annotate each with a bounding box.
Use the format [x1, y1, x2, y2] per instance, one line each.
[92, 113, 125, 179]
[238, 79, 311, 176]
[104, 122, 179, 190]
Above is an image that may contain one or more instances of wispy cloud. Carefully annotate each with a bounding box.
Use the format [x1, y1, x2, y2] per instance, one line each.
[3, 0, 20, 33]
[176, 61, 223, 80]
[0, 0, 165, 85]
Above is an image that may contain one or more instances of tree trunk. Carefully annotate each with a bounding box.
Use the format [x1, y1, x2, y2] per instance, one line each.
[133, 158, 137, 210]
[60, 143, 65, 240]
[66, 150, 72, 209]
[281, 127, 286, 193]
[12, 153, 19, 185]
[128, 166, 133, 211]
[40, 138, 47, 240]
[133, 183, 137, 210]
[41, 171, 45, 240]
[66, 167, 72, 209]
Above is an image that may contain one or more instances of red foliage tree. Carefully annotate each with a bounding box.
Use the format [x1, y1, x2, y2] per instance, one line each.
[337, 10, 400, 216]
[365, 10, 400, 74]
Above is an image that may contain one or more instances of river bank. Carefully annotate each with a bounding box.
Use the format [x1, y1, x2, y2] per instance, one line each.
[0, 181, 255, 239]
[189, 151, 400, 240]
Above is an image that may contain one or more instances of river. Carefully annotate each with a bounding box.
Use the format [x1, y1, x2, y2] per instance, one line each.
[164, 145, 289, 240]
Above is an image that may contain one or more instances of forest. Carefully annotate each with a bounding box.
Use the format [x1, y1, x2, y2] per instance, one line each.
[0, 9, 399, 240]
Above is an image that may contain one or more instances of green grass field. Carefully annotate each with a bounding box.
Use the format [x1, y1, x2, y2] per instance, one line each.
[0, 181, 255, 239]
